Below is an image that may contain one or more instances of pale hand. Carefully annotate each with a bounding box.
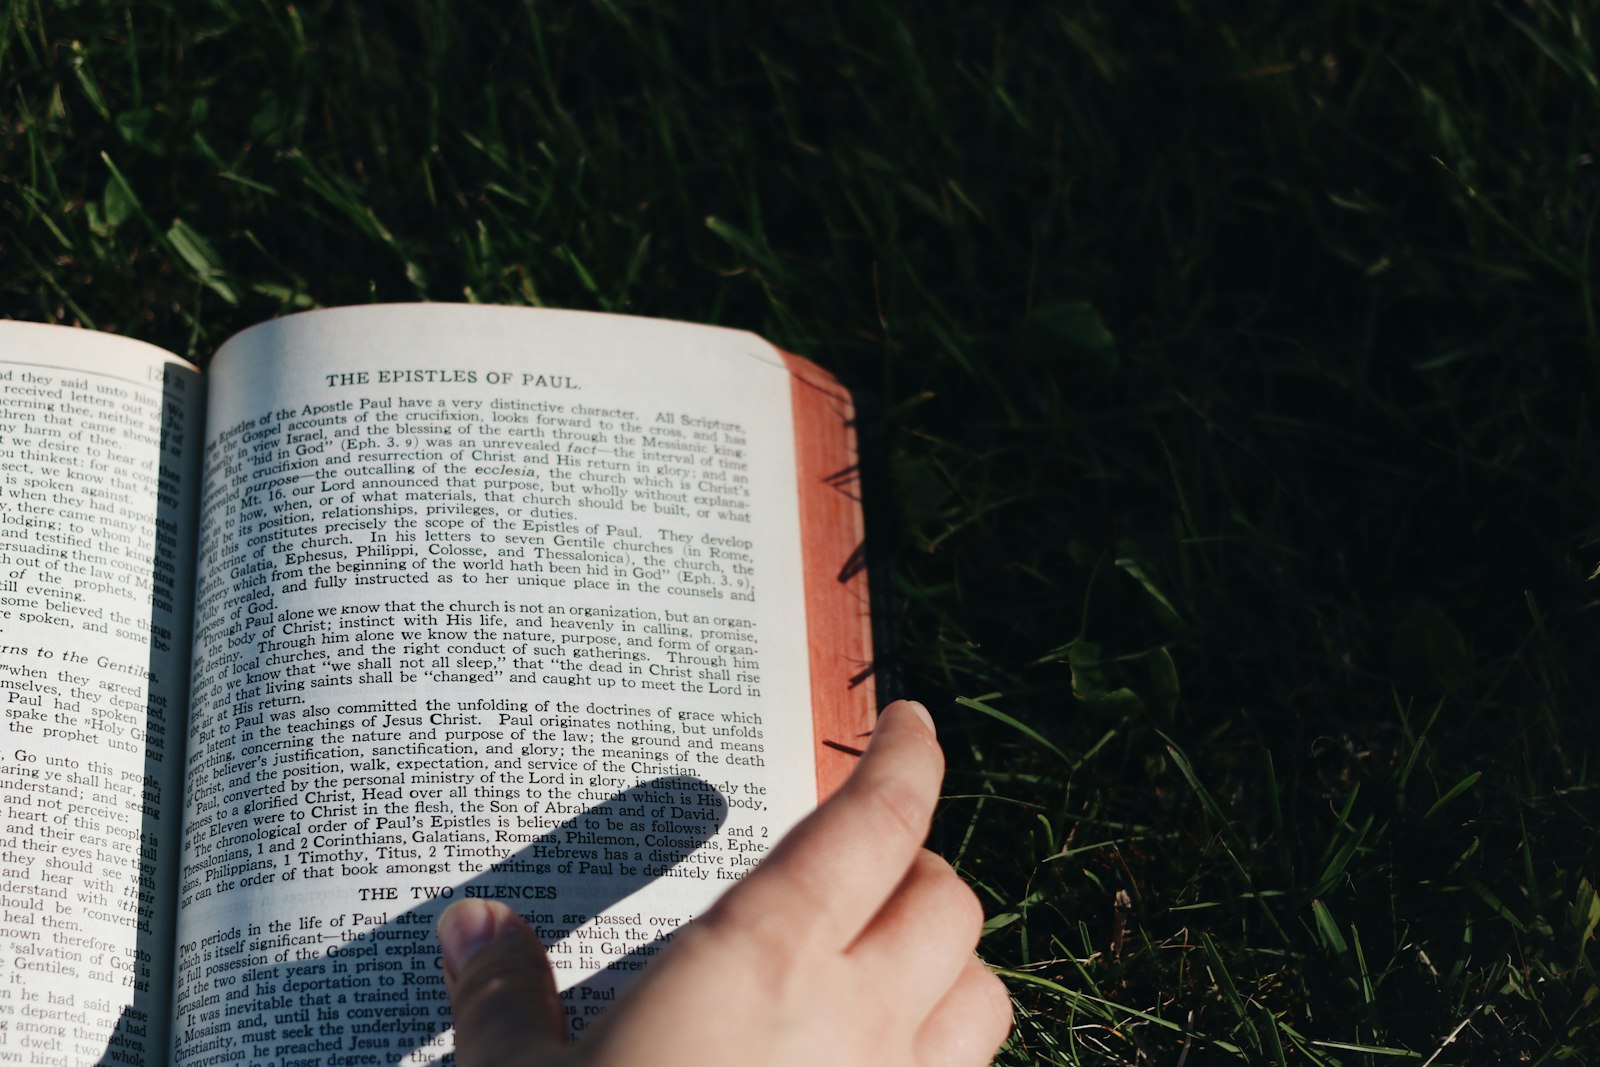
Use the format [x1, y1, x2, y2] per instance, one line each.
[436, 700, 1013, 1067]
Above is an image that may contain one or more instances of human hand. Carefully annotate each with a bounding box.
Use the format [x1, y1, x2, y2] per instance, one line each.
[437, 699, 1012, 1067]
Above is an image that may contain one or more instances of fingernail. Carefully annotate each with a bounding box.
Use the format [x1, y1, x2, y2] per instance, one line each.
[437, 899, 499, 979]
[902, 700, 935, 736]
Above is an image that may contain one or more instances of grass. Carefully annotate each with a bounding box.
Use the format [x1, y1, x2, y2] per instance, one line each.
[6, 1, 1600, 1061]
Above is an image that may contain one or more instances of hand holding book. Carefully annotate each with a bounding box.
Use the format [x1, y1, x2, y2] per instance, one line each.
[439, 701, 1012, 1067]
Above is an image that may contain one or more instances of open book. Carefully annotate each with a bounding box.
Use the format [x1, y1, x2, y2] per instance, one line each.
[0, 305, 874, 1065]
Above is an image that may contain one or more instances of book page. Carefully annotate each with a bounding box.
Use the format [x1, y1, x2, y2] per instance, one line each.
[172, 306, 821, 1064]
[0, 323, 202, 1065]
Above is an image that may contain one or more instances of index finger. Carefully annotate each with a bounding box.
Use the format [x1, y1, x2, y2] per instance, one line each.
[701, 700, 945, 953]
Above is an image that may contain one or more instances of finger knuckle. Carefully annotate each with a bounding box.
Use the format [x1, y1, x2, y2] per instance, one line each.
[939, 872, 985, 944]
[979, 968, 1015, 1042]
[696, 899, 810, 986]
[862, 776, 931, 845]
[451, 969, 537, 1038]
[911, 851, 979, 928]
[455, 953, 531, 1005]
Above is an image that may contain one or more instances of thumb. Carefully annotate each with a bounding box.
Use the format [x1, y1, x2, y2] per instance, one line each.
[438, 899, 568, 1066]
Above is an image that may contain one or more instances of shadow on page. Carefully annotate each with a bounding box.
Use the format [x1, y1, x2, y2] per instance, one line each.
[119, 775, 726, 1066]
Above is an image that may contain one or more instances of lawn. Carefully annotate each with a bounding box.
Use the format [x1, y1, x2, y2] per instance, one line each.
[5, 2, 1599, 1062]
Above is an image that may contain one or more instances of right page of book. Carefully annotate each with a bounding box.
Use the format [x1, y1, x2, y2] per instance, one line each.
[171, 305, 862, 1065]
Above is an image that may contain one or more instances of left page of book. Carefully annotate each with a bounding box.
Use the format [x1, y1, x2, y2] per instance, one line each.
[0, 323, 203, 1064]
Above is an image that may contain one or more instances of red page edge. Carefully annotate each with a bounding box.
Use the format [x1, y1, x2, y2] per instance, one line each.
[778, 350, 877, 802]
